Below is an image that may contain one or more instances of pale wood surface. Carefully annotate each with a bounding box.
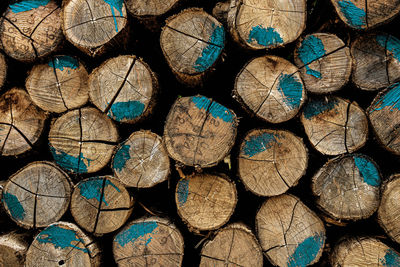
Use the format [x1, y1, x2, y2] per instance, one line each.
[126, 0, 179, 16]
[0, 232, 28, 267]
[0, 53, 6, 89]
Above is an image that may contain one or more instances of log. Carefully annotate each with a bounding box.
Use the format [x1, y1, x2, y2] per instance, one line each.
[256, 193, 326, 267]
[49, 107, 119, 174]
[25, 221, 101, 267]
[70, 176, 134, 235]
[113, 216, 184, 266]
[0, 0, 63, 62]
[351, 33, 400, 91]
[175, 173, 237, 231]
[160, 8, 225, 86]
[293, 33, 352, 94]
[112, 130, 170, 188]
[234, 55, 306, 124]
[199, 223, 263, 267]
[89, 55, 158, 124]
[301, 96, 368, 155]
[125, 0, 179, 17]
[0, 232, 29, 267]
[238, 128, 308, 197]
[312, 154, 381, 221]
[0, 88, 47, 156]
[163, 95, 237, 167]
[0, 52, 6, 90]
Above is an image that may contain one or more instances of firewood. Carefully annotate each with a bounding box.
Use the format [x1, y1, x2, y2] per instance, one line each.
[125, 0, 179, 17]
[0, 53, 6, 89]
[0, 232, 29, 267]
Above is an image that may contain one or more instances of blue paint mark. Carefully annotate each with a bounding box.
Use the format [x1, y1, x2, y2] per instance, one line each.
[115, 221, 158, 247]
[337, 0, 366, 29]
[371, 83, 400, 112]
[9, 0, 50, 13]
[108, 100, 145, 122]
[303, 98, 338, 119]
[191, 95, 211, 110]
[381, 249, 400, 267]
[78, 177, 120, 206]
[48, 56, 79, 72]
[353, 156, 380, 187]
[277, 74, 303, 109]
[243, 132, 278, 158]
[287, 233, 324, 267]
[376, 35, 400, 62]
[247, 25, 283, 47]
[298, 35, 326, 78]
[177, 179, 189, 207]
[194, 24, 225, 72]
[113, 144, 131, 172]
[37, 224, 89, 253]
[50, 146, 92, 173]
[191, 96, 234, 123]
[2, 192, 25, 220]
[102, 0, 123, 33]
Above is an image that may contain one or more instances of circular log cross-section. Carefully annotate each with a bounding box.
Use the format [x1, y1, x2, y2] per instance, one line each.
[2, 161, 72, 229]
[126, 0, 179, 16]
[113, 217, 184, 266]
[0, 232, 28, 267]
[238, 128, 307, 197]
[312, 154, 381, 221]
[0, 88, 47, 156]
[164, 95, 237, 167]
[0, 0, 62, 62]
[89, 55, 157, 124]
[112, 130, 170, 188]
[49, 107, 119, 174]
[26, 55, 89, 113]
[71, 176, 133, 235]
[301, 96, 368, 155]
[25, 221, 101, 267]
[199, 223, 263, 267]
[160, 8, 225, 85]
[0, 53, 6, 89]
[234, 55, 306, 124]
[256, 194, 326, 267]
[175, 173, 237, 231]
[63, 0, 128, 56]
[294, 33, 351, 94]
[351, 33, 400, 91]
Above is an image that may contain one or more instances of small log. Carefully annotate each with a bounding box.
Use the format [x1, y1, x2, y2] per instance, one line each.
[49, 107, 119, 174]
[125, 0, 179, 17]
[89, 55, 158, 124]
[351, 33, 400, 91]
[113, 216, 184, 266]
[312, 154, 381, 221]
[25, 221, 101, 267]
[112, 130, 170, 188]
[301, 96, 368, 155]
[2, 161, 72, 229]
[164, 95, 237, 167]
[0, 232, 29, 267]
[238, 128, 307, 197]
[256, 194, 326, 267]
[175, 173, 237, 231]
[234, 55, 306, 124]
[0, 53, 6, 90]
[0, 0, 63, 62]
[199, 223, 263, 267]
[0, 88, 47, 156]
[160, 8, 225, 86]
[294, 33, 352, 94]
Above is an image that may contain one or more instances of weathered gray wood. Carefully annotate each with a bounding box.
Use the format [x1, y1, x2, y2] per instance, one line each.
[126, 0, 179, 17]
[0, 53, 6, 90]
[0, 232, 29, 267]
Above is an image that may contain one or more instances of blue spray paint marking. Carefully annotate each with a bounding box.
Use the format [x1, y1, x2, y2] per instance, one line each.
[115, 221, 158, 247]
[247, 25, 283, 47]
[303, 98, 339, 119]
[102, 0, 123, 33]
[194, 24, 225, 72]
[381, 249, 400, 267]
[191, 96, 234, 123]
[2, 192, 25, 220]
[113, 144, 131, 172]
[9, 0, 50, 13]
[376, 35, 400, 62]
[78, 178, 120, 206]
[337, 0, 366, 29]
[177, 179, 189, 207]
[371, 83, 400, 112]
[50, 146, 92, 173]
[48, 56, 79, 72]
[287, 234, 324, 267]
[108, 100, 145, 122]
[298, 35, 326, 78]
[353, 156, 380, 187]
[242, 132, 278, 158]
[37, 225, 89, 253]
[277, 74, 303, 109]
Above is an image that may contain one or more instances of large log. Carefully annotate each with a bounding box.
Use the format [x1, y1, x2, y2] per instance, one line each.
[0, 232, 29, 267]
[125, 0, 179, 17]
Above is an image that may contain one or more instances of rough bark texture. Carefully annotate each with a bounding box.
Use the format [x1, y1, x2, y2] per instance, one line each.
[0, 52, 6, 90]
[0, 232, 29, 267]
[125, 0, 179, 16]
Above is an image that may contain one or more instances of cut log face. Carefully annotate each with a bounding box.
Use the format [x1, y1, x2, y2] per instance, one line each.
[234, 55, 306, 124]
[0, 88, 47, 156]
[112, 130, 170, 188]
[301, 96, 368, 155]
[25, 221, 101, 267]
[113, 217, 184, 266]
[199, 223, 263, 267]
[26, 55, 89, 113]
[238, 128, 307, 197]
[89, 55, 157, 124]
[175, 173, 237, 231]
[0, 232, 28, 267]
[2, 161, 72, 229]
[126, 0, 179, 16]
[294, 33, 351, 94]
[351, 33, 400, 91]
[164, 95, 237, 167]
[312, 154, 381, 221]
[256, 194, 326, 267]
[0, 53, 6, 89]
[0, 0, 62, 62]
[49, 107, 119, 173]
